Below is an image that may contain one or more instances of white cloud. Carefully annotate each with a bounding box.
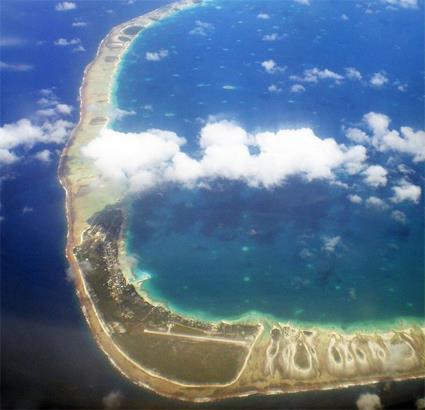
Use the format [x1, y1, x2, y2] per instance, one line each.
[261, 59, 277, 74]
[108, 107, 136, 121]
[290, 84, 306, 93]
[257, 13, 270, 19]
[363, 112, 425, 162]
[56, 103, 73, 115]
[189, 20, 214, 36]
[416, 398, 425, 410]
[290, 67, 344, 84]
[0, 114, 73, 166]
[299, 248, 313, 259]
[36, 108, 57, 117]
[222, 85, 237, 90]
[370, 72, 388, 87]
[22, 206, 34, 214]
[345, 67, 362, 80]
[391, 180, 421, 203]
[391, 210, 407, 223]
[54, 38, 81, 46]
[72, 21, 87, 27]
[363, 112, 391, 136]
[80, 260, 93, 273]
[37, 88, 59, 106]
[380, 127, 425, 162]
[67, 260, 92, 282]
[73, 45, 86, 53]
[268, 84, 282, 94]
[382, 0, 418, 8]
[0, 61, 33, 72]
[55, 1, 76, 11]
[348, 194, 362, 204]
[41, 119, 74, 143]
[356, 393, 382, 410]
[177, 125, 367, 186]
[342, 145, 368, 175]
[102, 390, 123, 409]
[83, 121, 367, 193]
[82, 128, 186, 192]
[294, 0, 311, 5]
[145, 49, 168, 61]
[345, 127, 370, 144]
[322, 235, 341, 253]
[397, 83, 408, 92]
[0, 119, 46, 150]
[363, 165, 388, 187]
[262, 33, 279, 41]
[0, 37, 27, 47]
[40, 88, 57, 97]
[385, 342, 418, 372]
[65, 266, 76, 282]
[34, 149, 52, 163]
[0, 149, 19, 165]
[37, 103, 73, 117]
[261, 59, 285, 74]
[397, 164, 413, 175]
[366, 196, 388, 210]
[341, 13, 349, 20]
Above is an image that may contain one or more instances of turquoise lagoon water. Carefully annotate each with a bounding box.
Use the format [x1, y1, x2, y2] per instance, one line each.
[113, 0, 424, 326]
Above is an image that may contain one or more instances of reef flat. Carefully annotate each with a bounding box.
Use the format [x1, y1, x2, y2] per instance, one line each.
[59, 1, 425, 402]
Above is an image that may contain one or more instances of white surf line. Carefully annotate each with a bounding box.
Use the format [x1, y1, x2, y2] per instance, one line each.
[143, 328, 249, 346]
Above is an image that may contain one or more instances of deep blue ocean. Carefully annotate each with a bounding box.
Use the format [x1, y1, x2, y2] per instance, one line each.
[0, 1, 189, 408]
[114, 0, 424, 325]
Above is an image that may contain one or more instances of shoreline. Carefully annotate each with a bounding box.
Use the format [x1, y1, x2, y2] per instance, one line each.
[58, 0, 425, 402]
[128, 259, 424, 331]
[123, 220, 424, 333]
[123, 190, 424, 332]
